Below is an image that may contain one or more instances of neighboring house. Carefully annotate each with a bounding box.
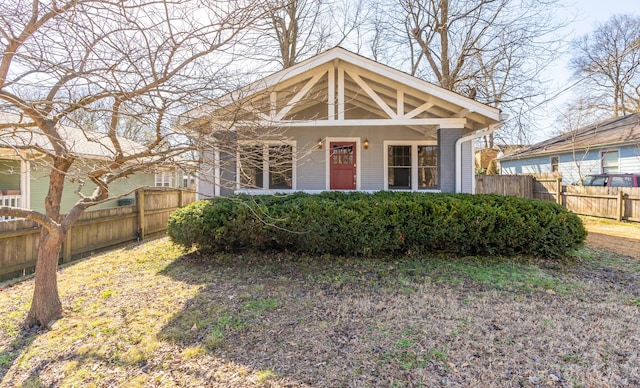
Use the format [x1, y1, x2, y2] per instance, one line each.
[179, 47, 503, 197]
[500, 114, 640, 184]
[0, 113, 189, 217]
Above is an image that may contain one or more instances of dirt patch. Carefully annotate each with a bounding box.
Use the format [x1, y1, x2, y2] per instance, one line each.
[582, 216, 640, 259]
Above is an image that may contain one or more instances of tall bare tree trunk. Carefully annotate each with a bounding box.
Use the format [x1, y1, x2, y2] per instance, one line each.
[23, 156, 71, 327]
[25, 229, 65, 327]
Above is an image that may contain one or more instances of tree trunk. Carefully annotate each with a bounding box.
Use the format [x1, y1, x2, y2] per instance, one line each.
[24, 228, 65, 328]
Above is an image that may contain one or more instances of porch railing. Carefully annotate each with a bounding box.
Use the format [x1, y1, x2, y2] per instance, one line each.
[0, 194, 21, 221]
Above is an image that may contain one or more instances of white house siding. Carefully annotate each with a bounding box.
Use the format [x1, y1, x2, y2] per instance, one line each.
[619, 145, 640, 172]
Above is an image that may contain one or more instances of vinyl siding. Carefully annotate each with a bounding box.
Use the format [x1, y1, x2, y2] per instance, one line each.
[197, 150, 216, 200]
[0, 159, 21, 190]
[438, 128, 464, 193]
[461, 140, 473, 193]
[619, 145, 640, 172]
[199, 125, 470, 195]
[284, 126, 439, 192]
[501, 144, 640, 184]
[28, 161, 154, 214]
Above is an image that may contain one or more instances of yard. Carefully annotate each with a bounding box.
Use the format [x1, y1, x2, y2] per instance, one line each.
[0, 219, 639, 387]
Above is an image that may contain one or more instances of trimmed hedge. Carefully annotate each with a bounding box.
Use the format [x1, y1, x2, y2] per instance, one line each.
[168, 192, 586, 259]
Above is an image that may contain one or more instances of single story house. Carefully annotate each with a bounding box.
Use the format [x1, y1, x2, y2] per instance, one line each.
[178, 47, 503, 198]
[500, 113, 640, 184]
[0, 113, 192, 217]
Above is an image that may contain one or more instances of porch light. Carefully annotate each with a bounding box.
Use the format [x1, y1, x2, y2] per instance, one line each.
[363, 138, 369, 149]
[317, 138, 323, 149]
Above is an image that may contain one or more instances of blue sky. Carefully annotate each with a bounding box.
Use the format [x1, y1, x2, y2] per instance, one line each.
[537, 0, 639, 140]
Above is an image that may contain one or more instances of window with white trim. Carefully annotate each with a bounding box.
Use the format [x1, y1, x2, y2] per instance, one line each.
[155, 171, 174, 187]
[182, 174, 196, 188]
[385, 142, 438, 190]
[601, 150, 618, 173]
[238, 142, 295, 190]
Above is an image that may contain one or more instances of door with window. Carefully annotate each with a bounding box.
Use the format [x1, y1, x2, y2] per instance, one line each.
[330, 142, 356, 190]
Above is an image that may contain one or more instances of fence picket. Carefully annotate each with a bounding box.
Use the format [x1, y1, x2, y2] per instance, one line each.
[0, 187, 195, 281]
[476, 174, 640, 223]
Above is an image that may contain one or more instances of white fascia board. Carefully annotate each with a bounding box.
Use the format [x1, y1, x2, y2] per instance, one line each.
[233, 118, 467, 128]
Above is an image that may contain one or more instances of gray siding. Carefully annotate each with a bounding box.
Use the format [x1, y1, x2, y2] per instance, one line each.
[197, 150, 216, 200]
[0, 159, 21, 190]
[461, 140, 473, 193]
[201, 125, 472, 194]
[438, 128, 464, 193]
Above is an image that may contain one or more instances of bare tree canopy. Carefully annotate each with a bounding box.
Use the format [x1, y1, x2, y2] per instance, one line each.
[0, 0, 267, 327]
[364, 0, 567, 146]
[248, 0, 366, 69]
[570, 14, 640, 117]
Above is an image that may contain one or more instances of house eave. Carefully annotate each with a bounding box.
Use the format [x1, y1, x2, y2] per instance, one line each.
[500, 140, 639, 161]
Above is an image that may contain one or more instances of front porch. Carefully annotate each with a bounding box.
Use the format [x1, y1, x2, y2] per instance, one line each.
[0, 158, 30, 220]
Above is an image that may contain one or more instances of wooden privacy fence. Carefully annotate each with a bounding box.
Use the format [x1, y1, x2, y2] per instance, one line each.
[1, 187, 195, 281]
[476, 173, 640, 222]
[475, 175, 535, 198]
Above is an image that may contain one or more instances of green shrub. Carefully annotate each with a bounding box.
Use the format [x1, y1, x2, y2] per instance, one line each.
[168, 192, 586, 259]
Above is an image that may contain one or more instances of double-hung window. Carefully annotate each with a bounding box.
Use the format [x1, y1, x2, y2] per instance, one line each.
[601, 150, 618, 173]
[238, 141, 295, 191]
[155, 171, 174, 187]
[385, 142, 438, 190]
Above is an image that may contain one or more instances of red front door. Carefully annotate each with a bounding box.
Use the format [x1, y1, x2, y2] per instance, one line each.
[330, 142, 356, 190]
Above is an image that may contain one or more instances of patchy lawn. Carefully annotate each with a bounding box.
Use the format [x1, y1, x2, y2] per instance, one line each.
[1, 238, 639, 387]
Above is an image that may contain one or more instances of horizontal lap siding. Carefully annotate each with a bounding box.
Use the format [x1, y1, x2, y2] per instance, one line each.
[284, 126, 438, 192]
[619, 145, 640, 172]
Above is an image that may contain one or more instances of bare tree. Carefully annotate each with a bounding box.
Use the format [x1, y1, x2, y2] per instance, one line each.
[365, 0, 567, 146]
[553, 98, 607, 182]
[570, 14, 640, 117]
[0, 0, 268, 327]
[254, 0, 366, 69]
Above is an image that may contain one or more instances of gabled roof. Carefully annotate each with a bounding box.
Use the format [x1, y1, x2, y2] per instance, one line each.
[180, 47, 501, 131]
[501, 113, 640, 161]
[0, 112, 145, 159]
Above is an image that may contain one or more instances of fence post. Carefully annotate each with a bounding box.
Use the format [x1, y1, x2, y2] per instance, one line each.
[137, 188, 146, 240]
[616, 190, 624, 222]
[178, 189, 183, 208]
[555, 177, 563, 205]
[62, 228, 72, 263]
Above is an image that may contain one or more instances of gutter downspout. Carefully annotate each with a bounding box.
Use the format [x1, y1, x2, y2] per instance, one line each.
[455, 119, 506, 193]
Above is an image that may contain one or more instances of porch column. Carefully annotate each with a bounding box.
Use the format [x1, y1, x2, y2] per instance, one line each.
[438, 128, 465, 193]
[20, 159, 30, 208]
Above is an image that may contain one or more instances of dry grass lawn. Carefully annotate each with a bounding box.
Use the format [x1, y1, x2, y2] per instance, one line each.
[1, 230, 639, 387]
[581, 216, 640, 259]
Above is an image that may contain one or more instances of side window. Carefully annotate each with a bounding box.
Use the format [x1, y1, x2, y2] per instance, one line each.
[550, 156, 559, 172]
[601, 151, 619, 173]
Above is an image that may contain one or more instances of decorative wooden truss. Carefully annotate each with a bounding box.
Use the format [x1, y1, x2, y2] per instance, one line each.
[181, 48, 501, 132]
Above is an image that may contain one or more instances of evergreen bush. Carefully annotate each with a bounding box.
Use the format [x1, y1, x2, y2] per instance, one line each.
[168, 192, 586, 259]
